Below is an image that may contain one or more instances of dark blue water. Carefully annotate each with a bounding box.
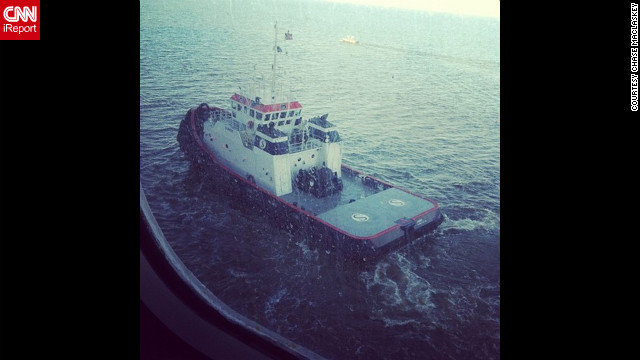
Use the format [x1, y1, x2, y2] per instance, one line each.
[140, 1, 500, 359]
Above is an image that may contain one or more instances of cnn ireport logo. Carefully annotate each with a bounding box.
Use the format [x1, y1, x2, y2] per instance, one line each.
[1, 1, 39, 40]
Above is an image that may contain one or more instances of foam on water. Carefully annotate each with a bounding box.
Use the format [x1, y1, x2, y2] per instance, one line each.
[438, 207, 501, 233]
[361, 253, 436, 317]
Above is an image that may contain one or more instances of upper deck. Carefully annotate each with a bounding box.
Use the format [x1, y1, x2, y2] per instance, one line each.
[231, 93, 302, 114]
[228, 93, 304, 137]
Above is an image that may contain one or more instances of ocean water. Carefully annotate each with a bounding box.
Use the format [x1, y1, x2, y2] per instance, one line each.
[140, 0, 500, 359]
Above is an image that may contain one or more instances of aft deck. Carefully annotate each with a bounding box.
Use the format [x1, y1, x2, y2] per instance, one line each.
[316, 187, 436, 238]
[280, 169, 437, 239]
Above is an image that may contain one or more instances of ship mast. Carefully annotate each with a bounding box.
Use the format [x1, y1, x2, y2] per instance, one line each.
[271, 22, 278, 102]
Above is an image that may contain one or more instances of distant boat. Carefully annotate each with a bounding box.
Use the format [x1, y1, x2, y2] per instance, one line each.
[285, 30, 293, 40]
[340, 35, 358, 44]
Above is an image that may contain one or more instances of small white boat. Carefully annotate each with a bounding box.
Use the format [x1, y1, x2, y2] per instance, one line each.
[340, 35, 358, 44]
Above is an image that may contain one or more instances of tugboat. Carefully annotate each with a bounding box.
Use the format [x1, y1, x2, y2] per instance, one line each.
[178, 24, 442, 261]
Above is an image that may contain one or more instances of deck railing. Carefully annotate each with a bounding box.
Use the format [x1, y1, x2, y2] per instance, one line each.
[289, 138, 322, 153]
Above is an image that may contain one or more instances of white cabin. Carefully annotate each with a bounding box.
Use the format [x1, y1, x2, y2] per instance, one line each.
[202, 94, 342, 197]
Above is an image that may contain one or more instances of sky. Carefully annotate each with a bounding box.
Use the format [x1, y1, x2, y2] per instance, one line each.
[322, 0, 500, 19]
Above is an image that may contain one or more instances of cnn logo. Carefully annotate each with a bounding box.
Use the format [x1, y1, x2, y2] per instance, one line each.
[3, 6, 37, 22]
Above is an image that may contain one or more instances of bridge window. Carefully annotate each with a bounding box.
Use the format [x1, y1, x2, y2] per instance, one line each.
[243, 106, 247, 113]
[273, 112, 279, 120]
[280, 111, 287, 118]
[289, 110, 294, 117]
[232, 110, 236, 118]
[256, 112, 263, 120]
[278, 121, 285, 126]
[250, 109, 255, 117]
[295, 117, 302, 126]
[286, 120, 291, 125]
[265, 114, 271, 121]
